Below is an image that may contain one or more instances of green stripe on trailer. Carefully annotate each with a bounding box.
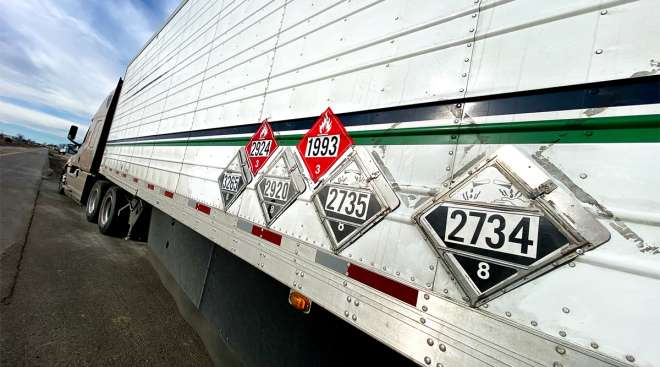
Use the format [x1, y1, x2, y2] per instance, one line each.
[109, 114, 660, 147]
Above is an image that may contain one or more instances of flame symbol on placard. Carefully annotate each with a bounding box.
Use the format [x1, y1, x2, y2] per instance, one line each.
[319, 112, 332, 134]
[258, 125, 268, 139]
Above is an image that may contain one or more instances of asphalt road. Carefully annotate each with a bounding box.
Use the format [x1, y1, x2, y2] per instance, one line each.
[0, 146, 48, 255]
[0, 149, 214, 366]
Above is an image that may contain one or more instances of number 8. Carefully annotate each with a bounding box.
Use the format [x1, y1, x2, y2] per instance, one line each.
[477, 262, 490, 280]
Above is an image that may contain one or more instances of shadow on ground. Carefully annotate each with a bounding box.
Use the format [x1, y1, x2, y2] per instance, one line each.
[0, 154, 213, 366]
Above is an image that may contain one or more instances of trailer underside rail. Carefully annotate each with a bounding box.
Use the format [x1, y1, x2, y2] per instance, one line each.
[102, 163, 630, 367]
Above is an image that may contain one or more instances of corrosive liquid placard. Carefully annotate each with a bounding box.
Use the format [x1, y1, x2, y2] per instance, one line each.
[311, 148, 400, 253]
[413, 146, 614, 306]
[255, 149, 306, 225]
[296, 107, 353, 183]
[245, 119, 278, 175]
[218, 148, 252, 210]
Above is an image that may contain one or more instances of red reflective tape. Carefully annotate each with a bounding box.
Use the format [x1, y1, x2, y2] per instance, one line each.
[147, 184, 155, 190]
[250, 225, 282, 246]
[347, 264, 418, 307]
[132, 177, 139, 183]
[195, 203, 211, 215]
[164, 191, 174, 198]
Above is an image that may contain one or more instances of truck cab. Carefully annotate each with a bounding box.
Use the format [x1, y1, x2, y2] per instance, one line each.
[61, 79, 122, 205]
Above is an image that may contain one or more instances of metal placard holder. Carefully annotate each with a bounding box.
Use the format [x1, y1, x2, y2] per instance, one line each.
[311, 147, 400, 253]
[255, 148, 307, 225]
[415, 145, 610, 306]
[218, 148, 253, 210]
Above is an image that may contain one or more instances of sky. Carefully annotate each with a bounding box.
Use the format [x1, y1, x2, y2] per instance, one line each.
[0, 0, 180, 144]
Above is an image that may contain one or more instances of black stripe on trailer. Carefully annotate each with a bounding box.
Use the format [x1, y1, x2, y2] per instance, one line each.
[108, 75, 660, 144]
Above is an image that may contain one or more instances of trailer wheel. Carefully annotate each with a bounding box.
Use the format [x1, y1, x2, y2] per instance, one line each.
[85, 180, 111, 223]
[98, 186, 129, 237]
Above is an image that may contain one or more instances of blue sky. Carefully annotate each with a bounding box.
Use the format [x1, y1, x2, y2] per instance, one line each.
[0, 0, 180, 144]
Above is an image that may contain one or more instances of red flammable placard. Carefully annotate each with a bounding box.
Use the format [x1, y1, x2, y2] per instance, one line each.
[245, 119, 279, 175]
[296, 107, 353, 183]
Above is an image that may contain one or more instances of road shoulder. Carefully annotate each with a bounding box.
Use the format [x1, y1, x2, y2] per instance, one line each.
[0, 154, 213, 366]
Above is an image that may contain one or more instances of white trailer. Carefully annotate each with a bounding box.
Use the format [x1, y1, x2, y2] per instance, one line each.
[64, 0, 660, 365]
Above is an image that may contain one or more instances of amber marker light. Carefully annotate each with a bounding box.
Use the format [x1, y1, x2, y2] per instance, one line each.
[288, 290, 312, 314]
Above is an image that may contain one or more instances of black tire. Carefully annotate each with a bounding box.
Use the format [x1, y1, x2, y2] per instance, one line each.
[85, 180, 111, 223]
[97, 186, 129, 237]
[58, 168, 67, 195]
[58, 174, 65, 195]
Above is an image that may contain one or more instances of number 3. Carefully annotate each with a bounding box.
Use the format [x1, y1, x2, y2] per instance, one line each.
[477, 262, 490, 280]
[315, 164, 320, 174]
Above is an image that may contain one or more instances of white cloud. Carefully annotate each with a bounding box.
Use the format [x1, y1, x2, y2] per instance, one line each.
[0, 0, 171, 137]
[0, 100, 85, 137]
[106, 0, 158, 49]
[1, 1, 115, 116]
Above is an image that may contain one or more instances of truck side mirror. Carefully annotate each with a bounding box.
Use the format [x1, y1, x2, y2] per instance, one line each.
[68, 125, 78, 141]
[67, 125, 81, 147]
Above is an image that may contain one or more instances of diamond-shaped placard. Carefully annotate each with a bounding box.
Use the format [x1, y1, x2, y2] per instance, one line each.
[296, 107, 353, 184]
[415, 146, 610, 306]
[245, 119, 279, 175]
[218, 148, 252, 210]
[311, 148, 399, 252]
[255, 148, 306, 225]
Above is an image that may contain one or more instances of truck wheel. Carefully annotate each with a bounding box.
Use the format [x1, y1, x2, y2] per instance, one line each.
[98, 186, 129, 237]
[58, 174, 65, 195]
[85, 180, 111, 223]
[58, 168, 67, 195]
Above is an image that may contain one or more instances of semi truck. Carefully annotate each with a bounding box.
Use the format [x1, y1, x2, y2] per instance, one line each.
[61, 0, 660, 366]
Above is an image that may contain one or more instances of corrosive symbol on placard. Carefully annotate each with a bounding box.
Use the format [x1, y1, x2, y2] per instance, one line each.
[296, 107, 353, 184]
[255, 148, 306, 225]
[245, 119, 279, 176]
